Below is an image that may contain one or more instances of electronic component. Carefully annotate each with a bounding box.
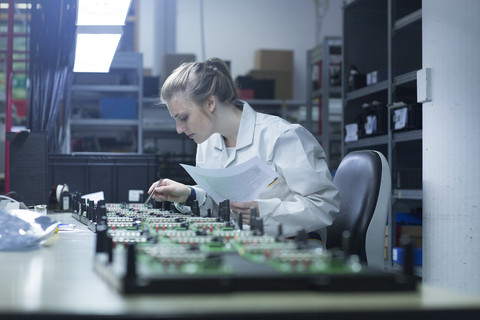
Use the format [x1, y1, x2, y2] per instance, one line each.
[71, 198, 418, 294]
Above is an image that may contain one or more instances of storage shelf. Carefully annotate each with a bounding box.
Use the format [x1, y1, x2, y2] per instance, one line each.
[393, 129, 422, 142]
[110, 52, 143, 69]
[307, 37, 343, 169]
[345, 135, 388, 149]
[245, 99, 305, 107]
[346, 80, 389, 101]
[70, 119, 139, 126]
[321, 133, 342, 141]
[343, 0, 423, 273]
[72, 85, 140, 92]
[312, 87, 342, 99]
[66, 52, 143, 153]
[143, 121, 176, 132]
[394, 9, 422, 31]
[143, 127, 176, 133]
[394, 70, 418, 86]
[394, 189, 423, 200]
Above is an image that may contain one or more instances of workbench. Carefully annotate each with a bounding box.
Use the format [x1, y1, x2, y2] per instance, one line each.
[0, 213, 479, 319]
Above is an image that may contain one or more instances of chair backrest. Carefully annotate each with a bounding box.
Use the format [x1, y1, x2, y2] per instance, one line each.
[327, 150, 391, 269]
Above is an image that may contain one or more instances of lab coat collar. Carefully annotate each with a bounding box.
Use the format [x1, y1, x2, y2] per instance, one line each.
[236, 101, 256, 150]
[211, 101, 256, 152]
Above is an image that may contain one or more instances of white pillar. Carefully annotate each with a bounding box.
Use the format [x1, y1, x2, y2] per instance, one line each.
[422, 0, 480, 295]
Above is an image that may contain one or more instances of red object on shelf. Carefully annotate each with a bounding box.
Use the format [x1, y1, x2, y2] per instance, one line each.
[5, 0, 15, 194]
[317, 60, 322, 89]
[237, 89, 254, 100]
[13, 99, 26, 117]
[318, 99, 323, 135]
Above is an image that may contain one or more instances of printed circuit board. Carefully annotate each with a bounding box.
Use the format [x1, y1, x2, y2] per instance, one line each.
[72, 200, 417, 294]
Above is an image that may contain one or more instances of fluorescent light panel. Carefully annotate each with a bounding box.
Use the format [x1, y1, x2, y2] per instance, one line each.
[77, 0, 132, 26]
[73, 0, 131, 73]
[0, 3, 32, 9]
[73, 33, 121, 73]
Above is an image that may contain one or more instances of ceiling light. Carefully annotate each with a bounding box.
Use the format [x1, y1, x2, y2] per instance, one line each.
[76, 0, 132, 26]
[73, 0, 131, 73]
[73, 32, 122, 73]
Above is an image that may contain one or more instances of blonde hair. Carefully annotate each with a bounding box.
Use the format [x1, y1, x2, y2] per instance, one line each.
[161, 58, 242, 108]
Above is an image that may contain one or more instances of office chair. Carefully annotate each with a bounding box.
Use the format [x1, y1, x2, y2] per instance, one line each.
[326, 150, 391, 269]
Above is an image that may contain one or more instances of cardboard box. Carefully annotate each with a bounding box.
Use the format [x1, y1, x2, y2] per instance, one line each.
[397, 225, 422, 248]
[255, 49, 293, 72]
[163, 53, 196, 80]
[399, 225, 422, 237]
[248, 69, 293, 100]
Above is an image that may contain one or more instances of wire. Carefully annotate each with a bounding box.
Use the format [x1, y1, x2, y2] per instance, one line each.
[313, 0, 330, 45]
[4, 191, 17, 198]
[199, 0, 206, 61]
[0, 194, 19, 203]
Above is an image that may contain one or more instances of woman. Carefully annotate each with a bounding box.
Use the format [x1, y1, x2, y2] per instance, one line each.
[148, 58, 339, 242]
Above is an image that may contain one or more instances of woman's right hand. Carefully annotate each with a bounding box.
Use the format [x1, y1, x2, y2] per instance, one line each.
[147, 178, 191, 203]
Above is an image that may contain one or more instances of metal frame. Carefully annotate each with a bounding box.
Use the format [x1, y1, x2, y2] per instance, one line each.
[66, 52, 144, 154]
[306, 36, 342, 169]
[342, 0, 423, 270]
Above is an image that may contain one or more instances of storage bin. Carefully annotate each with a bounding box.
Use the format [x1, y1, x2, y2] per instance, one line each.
[100, 97, 137, 119]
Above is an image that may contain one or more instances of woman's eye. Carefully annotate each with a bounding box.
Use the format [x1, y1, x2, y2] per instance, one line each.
[180, 115, 188, 122]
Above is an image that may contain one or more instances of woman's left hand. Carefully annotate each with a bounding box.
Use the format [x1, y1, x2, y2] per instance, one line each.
[230, 201, 259, 225]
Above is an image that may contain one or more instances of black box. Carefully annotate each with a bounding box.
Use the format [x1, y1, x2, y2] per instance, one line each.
[393, 103, 423, 131]
[48, 154, 159, 203]
[349, 73, 366, 91]
[7, 131, 48, 206]
[143, 76, 160, 98]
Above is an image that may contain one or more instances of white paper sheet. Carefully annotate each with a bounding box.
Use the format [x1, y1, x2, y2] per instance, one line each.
[394, 107, 408, 130]
[365, 115, 377, 135]
[180, 156, 278, 203]
[345, 123, 359, 142]
[81, 191, 105, 204]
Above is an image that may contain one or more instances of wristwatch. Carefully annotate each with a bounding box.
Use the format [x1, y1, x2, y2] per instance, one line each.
[185, 186, 196, 207]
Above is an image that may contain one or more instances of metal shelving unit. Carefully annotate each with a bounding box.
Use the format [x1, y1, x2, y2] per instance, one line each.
[141, 97, 196, 156]
[306, 36, 342, 169]
[140, 97, 307, 157]
[66, 52, 143, 153]
[246, 99, 306, 126]
[342, 0, 422, 272]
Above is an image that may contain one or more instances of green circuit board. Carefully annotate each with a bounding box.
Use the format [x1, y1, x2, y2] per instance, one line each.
[88, 202, 417, 294]
[103, 203, 362, 276]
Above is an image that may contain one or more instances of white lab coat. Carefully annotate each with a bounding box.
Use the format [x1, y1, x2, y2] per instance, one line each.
[192, 102, 340, 242]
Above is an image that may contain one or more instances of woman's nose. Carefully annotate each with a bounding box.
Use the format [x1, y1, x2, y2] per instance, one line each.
[176, 121, 186, 134]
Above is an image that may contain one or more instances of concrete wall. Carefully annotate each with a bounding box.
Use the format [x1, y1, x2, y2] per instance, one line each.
[422, 0, 480, 295]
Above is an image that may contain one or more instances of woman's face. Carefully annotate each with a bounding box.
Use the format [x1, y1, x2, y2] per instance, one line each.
[167, 94, 215, 144]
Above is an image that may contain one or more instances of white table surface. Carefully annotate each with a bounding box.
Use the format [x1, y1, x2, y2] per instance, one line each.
[0, 213, 479, 319]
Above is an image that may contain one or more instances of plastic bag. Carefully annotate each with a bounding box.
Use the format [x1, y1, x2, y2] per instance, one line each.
[0, 209, 60, 251]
